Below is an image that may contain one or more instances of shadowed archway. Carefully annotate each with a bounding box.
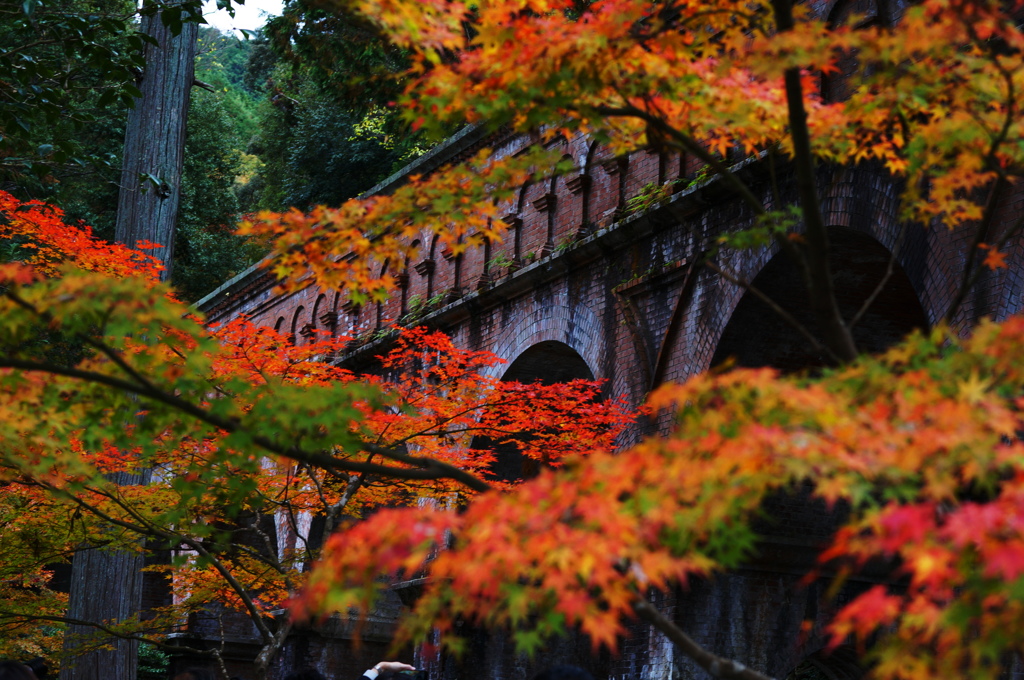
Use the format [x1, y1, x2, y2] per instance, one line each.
[712, 227, 928, 373]
[785, 646, 865, 680]
[476, 341, 595, 483]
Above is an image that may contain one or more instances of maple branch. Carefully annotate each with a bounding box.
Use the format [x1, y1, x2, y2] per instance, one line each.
[52, 481, 280, 645]
[849, 219, 908, 330]
[360, 442, 492, 491]
[941, 177, 1013, 325]
[255, 619, 294, 680]
[633, 598, 776, 680]
[765, 145, 805, 267]
[327, 472, 366, 537]
[0, 610, 216, 657]
[771, 0, 858, 363]
[4, 287, 495, 491]
[0, 353, 492, 492]
[590, 102, 767, 218]
[704, 260, 839, 363]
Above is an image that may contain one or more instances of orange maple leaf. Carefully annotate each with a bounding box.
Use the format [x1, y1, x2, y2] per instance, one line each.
[980, 243, 1008, 270]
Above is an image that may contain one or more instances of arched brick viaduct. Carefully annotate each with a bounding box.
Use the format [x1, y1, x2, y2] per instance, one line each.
[195, 5, 1024, 676]
[200, 125, 1024, 410]
[196, 121, 1024, 680]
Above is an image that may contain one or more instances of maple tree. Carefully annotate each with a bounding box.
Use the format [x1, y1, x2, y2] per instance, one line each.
[225, 0, 1024, 678]
[0, 192, 633, 677]
[5, 0, 1024, 677]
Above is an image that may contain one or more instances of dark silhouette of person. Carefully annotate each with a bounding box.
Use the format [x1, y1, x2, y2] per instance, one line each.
[530, 665, 595, 680]
[284, 670, 326, 680]
[23, 659, 46, 680]
[0, 661, 37, 680]
[173, 669, 216, 680]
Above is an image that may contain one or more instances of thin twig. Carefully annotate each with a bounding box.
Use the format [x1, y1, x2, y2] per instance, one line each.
[849, 219, 909, 330]
[705, 260, 840, 364]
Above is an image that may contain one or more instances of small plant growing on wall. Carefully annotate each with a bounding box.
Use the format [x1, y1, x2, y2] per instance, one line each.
[487, 253, 516, 270]
[553, 235, 577, 253]
[624, 179, 683, 215]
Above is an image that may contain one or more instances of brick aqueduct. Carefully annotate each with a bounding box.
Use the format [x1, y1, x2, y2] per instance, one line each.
[194, 13, 1024, 680]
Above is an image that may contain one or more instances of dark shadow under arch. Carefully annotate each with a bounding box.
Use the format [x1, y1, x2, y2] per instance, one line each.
[785, 645, 865, 680]
[502, 340, 595, 385]
[712, 228, 928, 373]
[475, 341, 595, 483]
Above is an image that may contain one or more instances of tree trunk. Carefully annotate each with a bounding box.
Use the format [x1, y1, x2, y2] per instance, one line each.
[115, 5, 199, 280]
[59, 472, 150, 680]
[60, 9, 197, 680]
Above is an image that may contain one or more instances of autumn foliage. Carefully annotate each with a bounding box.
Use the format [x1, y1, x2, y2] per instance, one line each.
[0, 193, 632, 666]
[0, 191, 163, 281]
[297, 319, 1024, 679]
[7, 0, 1024, 675]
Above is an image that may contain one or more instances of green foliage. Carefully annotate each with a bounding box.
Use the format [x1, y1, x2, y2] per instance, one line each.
[716, 205, 803, 252]
[624, 179, 680, 215]
[137, 643, 171, 680]
[0, 0, 205, 182]
[242, 12, 438, 212]
[194, 26, 259, 144]
[173, 91, 264, 302]
[487, 253, 515, 269]
[264, 0, 410, 114]
[245, 73, 413, 210]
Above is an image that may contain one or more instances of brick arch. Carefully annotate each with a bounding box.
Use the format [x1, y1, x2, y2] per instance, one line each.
[376, 259, 390, 328]
[478, 337, 596, 483]
[784, 645, 864, 680]
[485, 297, 604, 380]
[311, 293, 326, 329]
[822, 164, 946, 324]
[290, 305, 305, 344]
[704, 226, 928, 373]
[501, 340, 595, 383]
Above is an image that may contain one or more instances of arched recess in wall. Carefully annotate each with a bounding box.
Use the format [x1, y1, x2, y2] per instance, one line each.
[710, 227, 928, 373]
[577, 140, 599, 234]
[401, 241, 418, 316]
[330, 291, 342, 336]
[473, 341, 596, 483]
[511, 179, 530, 263]
[426, 235, 439, 298]
[311, 294, 327, 338]
[784, 645, 864, 680]
[376, 260, 389, 328]
[290, 305, 305, 345]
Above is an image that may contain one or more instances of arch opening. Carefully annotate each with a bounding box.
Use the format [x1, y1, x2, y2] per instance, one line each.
[785, 645, 865, 680]
[711, 228, 927, 373]
[474, 341, 595, 484]
[502, 340, 595, 385]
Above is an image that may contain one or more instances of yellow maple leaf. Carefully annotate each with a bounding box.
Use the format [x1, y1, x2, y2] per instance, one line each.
[958, 371, 991, 405]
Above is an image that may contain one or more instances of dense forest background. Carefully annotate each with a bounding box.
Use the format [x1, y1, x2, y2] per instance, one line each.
[2, 2, 429, 302]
